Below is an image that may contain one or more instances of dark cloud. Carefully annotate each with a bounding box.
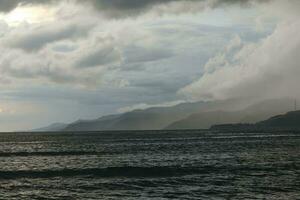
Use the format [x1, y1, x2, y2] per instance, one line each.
[0, 0, 56, 13]
[0, 0, 270, 16]
[0, 0, 20, 12]
[90, 0, 176, 10]
[86, 0, 185, 17]
[89, 0, 260, 10]
[86, 0, 270, 17]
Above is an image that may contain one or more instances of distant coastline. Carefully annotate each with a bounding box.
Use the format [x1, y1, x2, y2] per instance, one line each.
[211, 111, 300, 133]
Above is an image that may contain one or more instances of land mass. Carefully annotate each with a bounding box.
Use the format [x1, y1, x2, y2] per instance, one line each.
[211, 110, 300, 132]
[31, 123, 68, 132]
[33, 98, 297, 132]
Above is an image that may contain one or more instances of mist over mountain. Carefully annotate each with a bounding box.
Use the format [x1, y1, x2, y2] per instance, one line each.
[63, 101, 208, 131]
[31, 123, 68, 132]
[166, 99, 295, 130]
[34, 98, 296, 132]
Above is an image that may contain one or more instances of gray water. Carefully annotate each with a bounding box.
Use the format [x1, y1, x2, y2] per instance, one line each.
[0, 130, 299, 199]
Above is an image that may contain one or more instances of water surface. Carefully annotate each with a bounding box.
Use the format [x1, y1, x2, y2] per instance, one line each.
[0, 131, 299, 199]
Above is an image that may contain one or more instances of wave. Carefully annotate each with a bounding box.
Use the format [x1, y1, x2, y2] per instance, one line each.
[0, 151, 103, 157]
[0, 163, 298, 179]
[0, 166, 210, 179]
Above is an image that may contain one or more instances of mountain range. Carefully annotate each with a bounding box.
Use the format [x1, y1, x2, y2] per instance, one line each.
[31, 123, 68, 132]
[32, 98, 297, 132]
[165, 99, 295, 129]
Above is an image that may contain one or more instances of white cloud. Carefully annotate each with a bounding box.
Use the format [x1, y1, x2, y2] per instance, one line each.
[181, 9, 300, 103]
[118, 100, 185, 113]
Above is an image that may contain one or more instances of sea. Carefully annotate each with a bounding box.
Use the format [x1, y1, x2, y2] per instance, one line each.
[0, 130, 299, 199]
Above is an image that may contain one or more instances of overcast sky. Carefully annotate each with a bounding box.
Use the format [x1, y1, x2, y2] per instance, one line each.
[0, 0, 298, 131]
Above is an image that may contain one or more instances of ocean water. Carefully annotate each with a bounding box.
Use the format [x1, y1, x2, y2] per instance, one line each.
[0, 131, 299, 199]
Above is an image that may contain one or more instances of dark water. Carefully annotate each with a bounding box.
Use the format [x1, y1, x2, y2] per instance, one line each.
[0, 131, 299, 199]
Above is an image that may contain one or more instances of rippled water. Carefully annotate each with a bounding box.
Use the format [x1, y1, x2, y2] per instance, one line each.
[0, 131, 299, 199]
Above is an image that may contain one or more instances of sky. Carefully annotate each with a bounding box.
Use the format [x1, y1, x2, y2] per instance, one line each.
[0, 0, 299, 131]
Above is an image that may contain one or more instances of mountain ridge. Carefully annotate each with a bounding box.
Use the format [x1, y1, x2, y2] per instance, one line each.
[165, 99, 294, 130]
[33, 98, 296, 132]
[31, 123, 68, 132]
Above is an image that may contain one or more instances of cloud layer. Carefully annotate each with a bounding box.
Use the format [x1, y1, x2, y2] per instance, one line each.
[181, 0, 300, 103]
[0, 0, 269, 16]
[0, 0, 296, 131]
